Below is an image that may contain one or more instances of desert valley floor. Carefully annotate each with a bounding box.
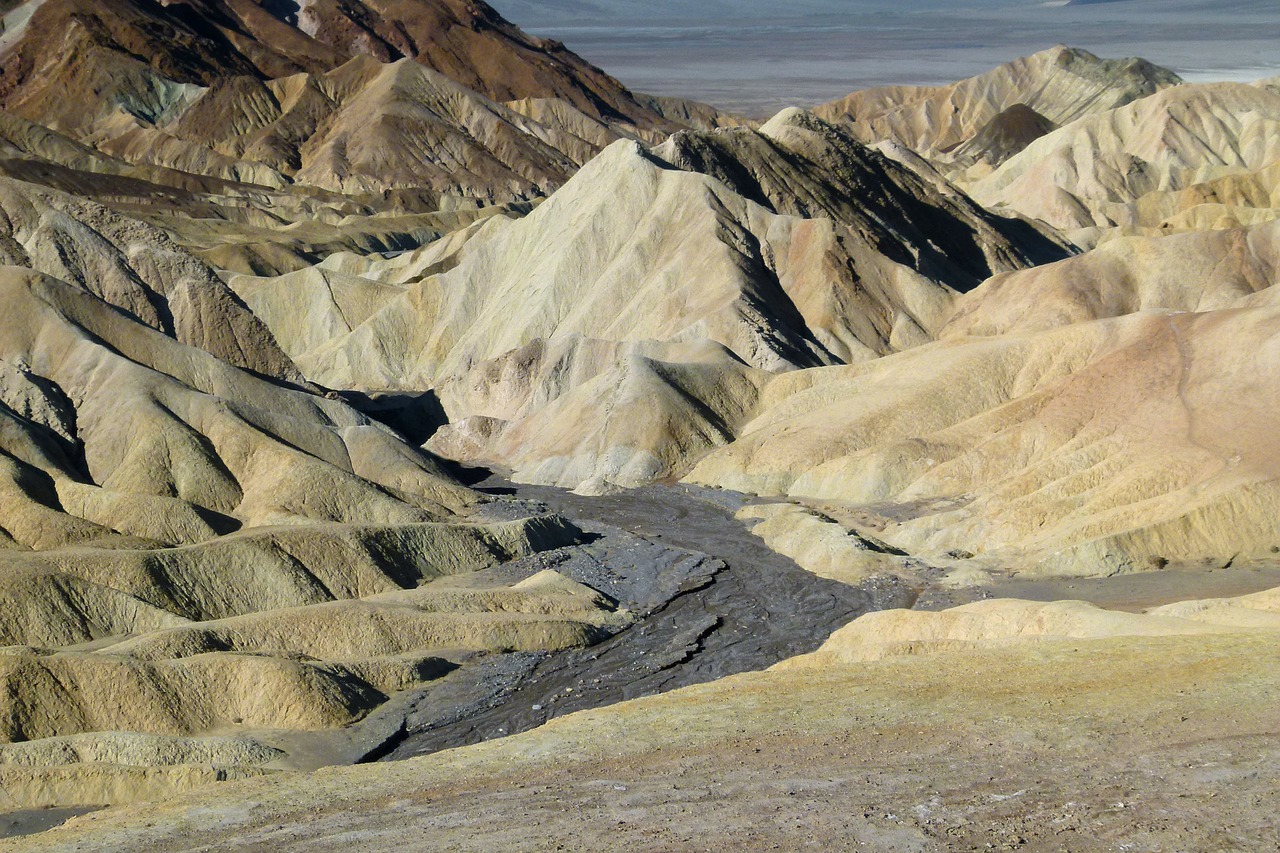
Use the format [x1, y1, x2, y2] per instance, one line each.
[0, 0, 1273, 850]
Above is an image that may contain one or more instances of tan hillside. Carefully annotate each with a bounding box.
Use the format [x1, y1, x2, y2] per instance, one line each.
[286, 112, 1063, 386]
[0, 732, 281, 811]
[0, 551, 610, 811]
[780, 595, 1275, 668]
[689, 292, 1280, 575]
[222, 0, 676, 131]
[427, 337, 773, 490]
[0, 176, 298, 378]
[0, 256, 610, 813]
[0, 3, 1276, 842]
[0, 564, 612, 743]
[20, 53, 605, 201]
[734, 502, 914, 585]
[15, 618, 1280, 851]
[241, 113, 1063, 489]
[947, 102, 1058, 172]
[816, 46, 1180, 165]
[972, 81, 1280, 236]
[0, 266, 479, 539]
[943, 219, 1280, 338]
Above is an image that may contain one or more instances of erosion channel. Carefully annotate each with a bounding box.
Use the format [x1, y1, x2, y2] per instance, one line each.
[292, 476, 914, 765]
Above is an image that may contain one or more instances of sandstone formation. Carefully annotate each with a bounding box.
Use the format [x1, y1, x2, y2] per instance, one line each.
[0, 177, 297, 378]
[117, 55, 598, 198]
[0, 562, 619, 811]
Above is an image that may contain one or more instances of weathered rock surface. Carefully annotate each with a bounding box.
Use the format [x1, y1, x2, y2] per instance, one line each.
[972, 81, 1280, 237]
[817, 46, 1180, 172]
[246, 112, 1064, 489]
[943, 219, 1280, 338]
[689, 287, 1280, 574]
[13, 607, 1280, 851]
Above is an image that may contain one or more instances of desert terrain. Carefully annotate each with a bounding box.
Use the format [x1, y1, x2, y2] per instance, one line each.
[0, 0, 1271, 849]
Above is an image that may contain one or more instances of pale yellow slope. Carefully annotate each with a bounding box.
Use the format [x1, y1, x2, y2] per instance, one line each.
[943, 219, 1280, 338]
[107, 569, 622, 663]
[816, 45, 1179, 161]
[0, 514, 581, 647]
[0, 177, 298, 379]
[428, 336, 772, 489]
[0, 563, 611, 744]
[300, 139, 848, 388]
[973, 82, 1280, 235]
[277, 114, 1065, 491]
[0, 267, 472, 544]
[0, 732, 281, 812]
[782, 581, 1280, 669]
[229, 267, 408, 361]
[689, 303, 1280, 575]
[13, 629, 1279, 851]
[298, 112, 1059, 391]
[0, 557, 611, 810]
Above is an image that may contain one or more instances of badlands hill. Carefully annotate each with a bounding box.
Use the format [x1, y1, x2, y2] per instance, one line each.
[0, 0, 672, 132]
[0, 156, 622, 811]
[689, 217, 1280, 576]
[17, 585, 1280, 850]
[816, 46, 1181, 174]
[0, 0, 1275, 842]
[971, 80, 1280, 238]
[229, 110, 1066, 491]
[0, 0, 729, 258]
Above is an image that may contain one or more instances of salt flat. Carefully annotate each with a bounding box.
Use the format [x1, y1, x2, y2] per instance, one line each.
[495, 0, 1280, 115]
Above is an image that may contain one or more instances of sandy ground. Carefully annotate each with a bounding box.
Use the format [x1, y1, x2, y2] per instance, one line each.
[4, 482, 1280, 849]
[13, 630, 1279, 851]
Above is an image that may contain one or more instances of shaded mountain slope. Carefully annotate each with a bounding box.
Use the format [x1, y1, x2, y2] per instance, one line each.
[137, 55, 591, 197]
[0, 0, 672, 131]
[0, 0, 686, 241]
[231, 112, 1066, 489]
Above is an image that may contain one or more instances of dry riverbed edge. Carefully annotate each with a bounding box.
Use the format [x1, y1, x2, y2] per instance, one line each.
[6, 480, 1280, 849]
[12, 630, 1279, 852]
